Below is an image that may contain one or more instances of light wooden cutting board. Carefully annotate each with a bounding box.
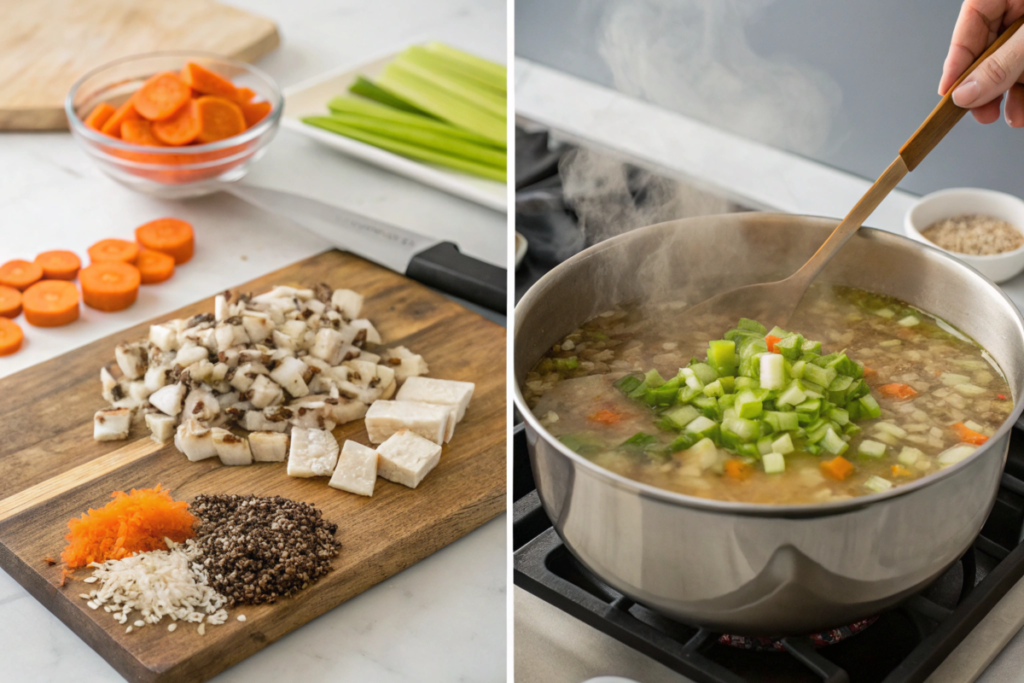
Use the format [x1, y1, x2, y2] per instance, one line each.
[0, 249, 506, 682]
[0, 0, 280, 131]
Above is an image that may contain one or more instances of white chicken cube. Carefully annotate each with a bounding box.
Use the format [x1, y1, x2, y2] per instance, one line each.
[270, 357, 309, 398]
[382, 346, 429, 383]
[375, 430, 441, 489]
[143, 366, 168, 394]
[212, 429, 253, 466]
[322, 397, 368, 425]
[242, 313, 274, 344]
[115, 343, 147, 380]
[249, 375, 284, 408]
[395, 377, 475, 424]
[364, 400, 450, 445]
[250, 431, 290, 462]
[350, 319, 382, 345]
[145, 413, 176, 443]
[174, 344, 209, 368]
[328, 441, 378, 496]
[287, 427, 340, 477]
[127, 380, 152, 403]
[310, 328, 346, 365]
[183, 388, 220, 422]
[149, 383, 186, 416]
[149, 323, 180, 352]
[174, 419, 218, 462]
[94, 408, 132, 441]
[240, 409, 289, 433]
[331, 289, 363, 320]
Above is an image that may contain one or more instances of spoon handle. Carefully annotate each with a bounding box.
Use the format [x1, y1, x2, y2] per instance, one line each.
[901, 16, 1024, 171]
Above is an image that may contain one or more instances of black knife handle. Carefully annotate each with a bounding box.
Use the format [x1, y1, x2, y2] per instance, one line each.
[406, 242, 507, 313]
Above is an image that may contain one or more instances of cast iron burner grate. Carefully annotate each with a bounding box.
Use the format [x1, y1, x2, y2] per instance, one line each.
[513, 422, 1024, 683]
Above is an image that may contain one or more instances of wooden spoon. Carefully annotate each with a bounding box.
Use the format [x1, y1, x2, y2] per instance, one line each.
[684, 16, 1024, 330]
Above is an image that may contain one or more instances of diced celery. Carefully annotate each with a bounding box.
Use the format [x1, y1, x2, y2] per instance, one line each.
[703, 379, 724, 397]
[677, 386, 703, 404]
[790, 360, 806, 379]
[644, 369, 666, 388]
[723, 417, 760, 443]
[775, 334, 804, 360]
[767, 326, 791, 339]
[859, 394, 882, 419]
[765, 411, 800, 432]
[847, 379, 870, 401]
[737, 443, 761, 458]
[763, 452, 786, 474]
[687, 438, 720, 469]
[662, 405, 700, 430]
[737, 319, 767, 334]
[718, 393, 737, 409]
[875, 422, 908, 439]
[858, 439, 887, 458]
[759, 353, 786, 390]
[690, 362, 719, 385]
[807, 423, 831, 444]
[670, 432, 699, 452]
[777, 384, 807, 407]
[558, 434, 603, 456]
[614, 374, 643, 394]
[938, 444, 977, 466]
[719, 376, 735, 393]
[735, 389, 763, 419]
[828, 353, 864, 379]
[757, 436, 775, 456]
[555, 357, 579, 371]
[803, 363, 837, 388]
[620, 432, 658, 450]
[864, 476, 893, 493]
[679, 367, 704, 391]
[828, 407, 850, 426]
[692, 395, 720, 419]
[772, 433, 795, 455]
[844, 422, 862, 437]
[806, 443, 822, 455]
[898, 315, 920, 327]
[686, 415, 718, 435]
[898, 446, 924, 467]
[821, 428, 848, 455]
[801, 339, 823, 355]
[707, 339, 737, 377]
[734, 377, 758, 392]
[873, 308, 896, 319]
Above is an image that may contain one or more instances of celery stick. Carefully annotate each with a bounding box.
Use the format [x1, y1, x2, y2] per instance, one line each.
[424, 42, 506, 92]
[301, 117, 506, 182]
[348, 77, 432, 116]
[393, 54, 507, 117]
[313, 113, 506, 168]
[401, 46, 505, 96]
[327, 96, 501, 148]
[377, 65, 506, 146]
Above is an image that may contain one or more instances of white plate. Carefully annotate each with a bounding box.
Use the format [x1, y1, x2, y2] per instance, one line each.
[282, 48, 507, 213]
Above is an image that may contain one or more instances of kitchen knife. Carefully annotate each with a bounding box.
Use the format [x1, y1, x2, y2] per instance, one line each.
[226, 184, 507, 312]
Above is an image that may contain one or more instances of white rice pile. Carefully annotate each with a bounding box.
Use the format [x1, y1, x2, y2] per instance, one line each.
[78, 538, 229, 633]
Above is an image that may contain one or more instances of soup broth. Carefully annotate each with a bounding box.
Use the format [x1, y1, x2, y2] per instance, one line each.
[524, 286, 1013, 505]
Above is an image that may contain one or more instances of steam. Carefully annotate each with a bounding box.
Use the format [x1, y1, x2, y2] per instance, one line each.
[590, 0, 842, 156]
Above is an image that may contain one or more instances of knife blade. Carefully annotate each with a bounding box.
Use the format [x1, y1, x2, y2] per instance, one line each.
[226, 184, 507, 312]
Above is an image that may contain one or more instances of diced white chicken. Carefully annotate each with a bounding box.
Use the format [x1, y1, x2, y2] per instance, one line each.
[230, 362, 269, 392]
[212, 428, 253, 466]
[145, 413, 176, 443]
[242, 313, 274, 344]
[272, 330, 297, 351]
[322, 397, 368, 425]
[364, 400, 450, 445]
[328, 441, 378, 496]
[214, 294, 228, 322]
[215, 323, 241, 352]
[236, 348, 267, 365]
[183, 388, 220, 422]
[248, 374, 284, 408]
[305, 298, 326, 315]
[250, 431, 289, 462]
[240, 409, 289, 432]
[174, 419, 218, 462]
[184, 359, 215, 383]
[337, 380, 384, 405]
[360, 352, 381, 365]
[211, 362, 230, 382]
[343, 359, 378, 387]
[256, 285, 314, 302]
[101, 366, 120, 403]
[289, 401, 336, 431]
[115, 343, 148, 380]
[149, 383, 186, 416]
[375, 430, 441, 489]
[143, 365, 169, 394]
[396, 377, 475, 423]
[270, 356, 309, 398]
[94, 408, 132, 441]
[149, 323, 180, 352]
[216, 391, 241, 409]
[127, 380, 152, 403]
[330, 289, 363, 319]
[350, 319, 382, 345]
[175, 344, 209, 368]
[280, 320, 307, 341]
[382, 346, 429, 383]
[381, 380, 397, 400]
[310, 328, 347, 365]
[287, 427, 340, 477]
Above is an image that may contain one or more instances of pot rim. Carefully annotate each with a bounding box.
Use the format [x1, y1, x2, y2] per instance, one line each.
[513, 212, 1024, 519]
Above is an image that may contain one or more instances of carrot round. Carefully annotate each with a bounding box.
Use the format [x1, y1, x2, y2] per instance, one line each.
[133, 72, 191, 121]
[0, 318, 23, 356]
[181, 62, 240, 100]
[34, 250, 81, 281]
[152, 100, 201, 146]
[22, 280, 80, 327]
[88, 239, 139, 265]
[0, 286, 22, 318]
[84, 103, 116, 131]
[195, 96, 246, 143]
[135, 218, 194, 264]
[136, 250, 175, 284]
[121, 119, 165, 147]
[234, 86, 256, 102]
[100, 98, 141, 138]
[0, 260, 43, 291]
[239, 100, 272, 128]
[79, 262, 140, 312]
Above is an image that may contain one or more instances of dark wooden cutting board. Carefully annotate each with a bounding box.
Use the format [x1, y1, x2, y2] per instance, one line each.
[0, 249, 506, 682]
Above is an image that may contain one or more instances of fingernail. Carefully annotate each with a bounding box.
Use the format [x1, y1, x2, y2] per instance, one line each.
[1008, 107, 1016, 127]
[953, 79, 980, 107]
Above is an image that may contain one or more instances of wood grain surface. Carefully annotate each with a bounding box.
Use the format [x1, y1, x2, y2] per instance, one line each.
[0, 0, 279, 130]
[0, 249, 507, 682]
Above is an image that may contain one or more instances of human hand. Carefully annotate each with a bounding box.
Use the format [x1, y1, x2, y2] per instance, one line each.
[940, 0, 1024, 127]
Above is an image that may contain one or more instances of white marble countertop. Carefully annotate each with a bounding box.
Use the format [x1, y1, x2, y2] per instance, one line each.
[0, 2, 507, 681]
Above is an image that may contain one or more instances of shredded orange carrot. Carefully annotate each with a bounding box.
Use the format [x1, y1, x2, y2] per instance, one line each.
[60, 485, 195, 569]
[588, 409, 622, 426]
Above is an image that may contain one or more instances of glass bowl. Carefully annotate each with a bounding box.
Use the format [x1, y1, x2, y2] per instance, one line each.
[66, 52, 282, 199]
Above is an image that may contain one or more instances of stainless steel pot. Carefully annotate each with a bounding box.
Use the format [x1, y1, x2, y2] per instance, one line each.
[513, 213, 1024, 635]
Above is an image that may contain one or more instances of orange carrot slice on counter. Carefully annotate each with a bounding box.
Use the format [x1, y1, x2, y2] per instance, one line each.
[84, 103, 116, 131]
[195, 96, 246, 143]
[22, 280, 80, 327]
[0, 286, 22, 318]
[152, 99, 201, 146]
[239, 99, 272, 128]
[88, 238, 139, 265]
[136, 250, 175, 284]
[121, 119, 165, 147]
[181, 62, 240, 100]
[821, 455, 854, 481]
[0, 318, 23, 356]
[34, 250, 81, 281]
[135, 218, 194, 264]
[80, 262, 140, 312]
[878, 383, 918, 400]
[952, 422, 989, 445]
[100, 98, 141, 138]
[0, 260, 43, 291]
[133, 72, 191, 121]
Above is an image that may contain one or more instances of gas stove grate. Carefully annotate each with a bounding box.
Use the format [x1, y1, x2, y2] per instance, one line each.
[513, 424, 1024, 683]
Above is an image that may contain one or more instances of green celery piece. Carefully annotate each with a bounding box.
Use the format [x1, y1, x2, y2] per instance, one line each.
[735, 389, 763, 419]
[803, 363, 837, 388]
[302, 117, 506, 182]
[718, 393, 737, 409]
[315, 113, 507, 168]
[707, 339, 737, 377]
[327, 96, 503, 147]
[829, 406, 850, 425]
[670, 432, 699, 452]
[677, 385, 702, 404]
[790, 360, 806, 379]
[703, 379, 724, 398]
[644, 368, 666, 388]
[775, 334, 804, 360]
[719, 376, 735, 393]
[377, 63, 506, 146]
[847, 379, 870, 401]
[859, 394, 882, 419]
[620, 432, 658, 450]
[390, 56, 506, 119]
[401, 46, 506, 96]
[767, 326, 791, 339]
[737, 318, 767, 335]
[795, 398, 822, 415]
[722, 416, 760, 443]
[425, 42, 507, 92]
[757, 435, 775, 455]
[662, 405, 700, 430]
[558, 434, 603, 456]
[801, 339, 823, 355]
[692, 395, 721, 420]
[689, 362, 719, 385]
[821, 428, 848, 455]
[555, 357, 579, 372]
[614, 374, 643, 395]
[348, 76, 433, 116]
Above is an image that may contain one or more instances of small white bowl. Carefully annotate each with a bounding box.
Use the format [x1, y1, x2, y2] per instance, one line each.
[905, 188, 1024, 283]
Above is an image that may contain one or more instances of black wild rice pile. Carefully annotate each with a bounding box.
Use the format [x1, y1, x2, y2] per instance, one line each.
[190, 494, 341, 606]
